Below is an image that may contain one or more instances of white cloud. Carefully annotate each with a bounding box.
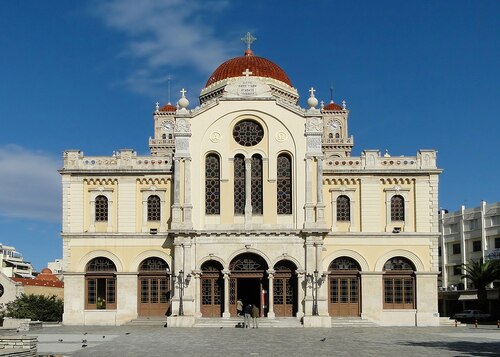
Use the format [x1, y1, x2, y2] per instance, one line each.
[91, 0, 235, 95]
[0, 145, 61, 222]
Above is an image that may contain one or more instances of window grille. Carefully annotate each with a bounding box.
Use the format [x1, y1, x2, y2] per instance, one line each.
[234, 155, 245, 214]
[95, 195, 108, 222]
[277, 154, 292, 214]
[147, 195, 161, 221]
[205, 154, 221, 214]
[336, 195, 350, 221]
[390, 195, 405, 221]
[251, 155, 263, 214]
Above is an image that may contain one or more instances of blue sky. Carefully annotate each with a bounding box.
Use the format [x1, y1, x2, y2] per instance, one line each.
[0, 0, 498, 271]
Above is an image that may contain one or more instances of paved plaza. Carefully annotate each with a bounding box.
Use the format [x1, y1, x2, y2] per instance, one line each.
[1, 324, 500, 357]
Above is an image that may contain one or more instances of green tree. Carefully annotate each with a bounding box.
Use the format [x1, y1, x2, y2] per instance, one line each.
[3, 294, 63, 322]
[461, 259, 500, 311]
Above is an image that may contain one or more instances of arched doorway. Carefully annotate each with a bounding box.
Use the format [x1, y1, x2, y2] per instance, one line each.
[200, 260, 224, 317]
[138, 257, 170, 317]
[328, 257, 361, 317]
[273, 260, 298, 317]
[229, 253, 268, 316]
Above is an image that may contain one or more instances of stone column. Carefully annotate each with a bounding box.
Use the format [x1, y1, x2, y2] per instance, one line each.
[267, 269, 275, 319]
[192, 270, 202, 318]
[172, 158, 182, 225]
[141, 198, 148, 232]
[222, 270, 231, 318]
[304, 158, 315, 225]
[107, 200, 113, 232]
[296, 269, 305, 318]
[183, 158, 193, 228]
[244, 157, 252, 225]
[315, 157, 325, 224]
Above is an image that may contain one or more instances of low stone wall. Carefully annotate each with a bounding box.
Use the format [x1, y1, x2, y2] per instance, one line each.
[2, 318, 42, 331]
[0, 336, 37, 356]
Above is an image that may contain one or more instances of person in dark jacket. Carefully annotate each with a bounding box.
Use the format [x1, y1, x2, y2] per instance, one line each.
[244, 303, 252, 328]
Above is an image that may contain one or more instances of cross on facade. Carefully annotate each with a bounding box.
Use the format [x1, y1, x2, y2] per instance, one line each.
[180, 88, 187, 97]
[241, 32, 256, 50]
[309, 87, 316, 97]
[242, 68, 253, 77]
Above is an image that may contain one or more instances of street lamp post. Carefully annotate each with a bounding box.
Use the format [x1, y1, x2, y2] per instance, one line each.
[176, 270, 191, 316]
[306, 270, 325, 316]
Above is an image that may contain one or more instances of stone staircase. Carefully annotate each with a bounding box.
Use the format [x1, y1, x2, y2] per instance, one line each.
[125, 316, 167, 326]
[194, 317, 303, 328]
[331, 317, 377, 327]
[439, 317, 465, 327]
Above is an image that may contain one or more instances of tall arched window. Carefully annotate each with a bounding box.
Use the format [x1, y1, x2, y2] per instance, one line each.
[147, 195, 161, 221]
[391, 195, 405, 221]
[85, 257, 117, 310]
[205, 154, 220, 215]
[234, 155, 245, 215]
[277, 154, 292, 214]
[336, 195, 350, 221]
[251, 154, 263, 214]
[383, 257, 415, 309]
[95, 195, 108, 222]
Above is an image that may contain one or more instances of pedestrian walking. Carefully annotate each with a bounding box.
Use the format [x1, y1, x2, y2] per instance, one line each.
[236, 298, 243, 317]
[244, 303, 252, 328]
[251, 304, 259, 328]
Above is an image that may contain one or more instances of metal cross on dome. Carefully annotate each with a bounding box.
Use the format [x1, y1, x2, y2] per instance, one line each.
[241, 32, 257, 50]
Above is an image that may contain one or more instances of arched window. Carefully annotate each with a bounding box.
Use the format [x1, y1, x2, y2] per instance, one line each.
[234, 155, 245, 215]
[277, 154, 292, 214]
[205, 154, 220, 215]
[162, 134, 166, 139]
[335, 133, 340, 139]
[328, 133, 333, 139]
[383, 257, 415, 309]
[336, 195, 350, 221]
[85, 257, 116, 310]
[251, 155, 263, 214]
[391, 195, 405, 221]
[147, 195, 161, 221]
[95, 195, 108, 222]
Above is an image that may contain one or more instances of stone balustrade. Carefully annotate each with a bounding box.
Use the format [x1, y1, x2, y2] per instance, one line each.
[63, 149, 172, 170]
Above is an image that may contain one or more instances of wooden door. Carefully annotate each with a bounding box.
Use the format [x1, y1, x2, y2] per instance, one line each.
[200, 275, 223, 317]
[273, 276, 295, 317]
[328, 275, 360, 317]
[138, 275, 170, 316]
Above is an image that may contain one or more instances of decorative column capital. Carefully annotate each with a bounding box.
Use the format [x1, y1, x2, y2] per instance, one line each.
[266, 269, 275, 277]
[222, 269, 231, 277]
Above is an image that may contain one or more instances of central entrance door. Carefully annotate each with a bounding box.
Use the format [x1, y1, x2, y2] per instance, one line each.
[137, 257, 171, 317]
[229, 253, 269, 316]
[328, 257, 361, 317]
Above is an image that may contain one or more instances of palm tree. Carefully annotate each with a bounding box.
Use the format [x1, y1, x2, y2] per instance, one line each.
[461, 259, 500, 311]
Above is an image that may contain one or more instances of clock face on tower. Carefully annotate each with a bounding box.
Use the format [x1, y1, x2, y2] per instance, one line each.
[0, 283, 4, 297]
[328, 120, 339, 131]
[161, 120, 172, 131]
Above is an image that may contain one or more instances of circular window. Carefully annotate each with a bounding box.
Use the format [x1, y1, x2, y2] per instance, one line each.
[233, 120, 264, 146]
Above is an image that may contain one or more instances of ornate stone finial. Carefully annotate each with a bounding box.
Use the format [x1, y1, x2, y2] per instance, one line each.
[241, 32, 256, 50]
[320, 101, 324, 109]
[155, 101, 159, 112]
[307, 87, 318, 108]
[177, 88, 189, 110]
[384, 149, 390, 157]
[342, 100, 346, 110]
[242, 68, 253, 77]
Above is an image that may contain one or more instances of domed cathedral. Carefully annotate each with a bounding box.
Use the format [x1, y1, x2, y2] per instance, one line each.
[60, 33, 442, 327]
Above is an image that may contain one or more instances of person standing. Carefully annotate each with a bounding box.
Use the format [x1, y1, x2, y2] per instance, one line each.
[251, 304, 260, 329]
[236, 298, 243, 317]
[244, 303, 252, 328]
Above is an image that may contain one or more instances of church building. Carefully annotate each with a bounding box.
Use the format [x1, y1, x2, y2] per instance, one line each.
[60, 34, 441, 327]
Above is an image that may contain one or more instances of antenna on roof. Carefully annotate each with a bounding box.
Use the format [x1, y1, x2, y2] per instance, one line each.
[167, 74, 173, 104]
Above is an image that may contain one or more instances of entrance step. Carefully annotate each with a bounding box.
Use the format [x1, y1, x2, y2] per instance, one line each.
[331, 317, 377, 327]
[125, 317, 167, 326]
[194, 317, 303, 328]
[439, 317, 465, 327]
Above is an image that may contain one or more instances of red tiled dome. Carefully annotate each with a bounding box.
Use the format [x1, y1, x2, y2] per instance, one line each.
[323, 101, 342, 111]
[160, 103, 176, 112]
[205, 49, 292, 87]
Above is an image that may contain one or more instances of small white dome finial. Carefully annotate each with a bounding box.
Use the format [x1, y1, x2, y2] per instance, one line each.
[177, 88, 189, 110]
[342, 100, 346, 110]
[155, 101, 159, 112]
[307, 87, 318, 108]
